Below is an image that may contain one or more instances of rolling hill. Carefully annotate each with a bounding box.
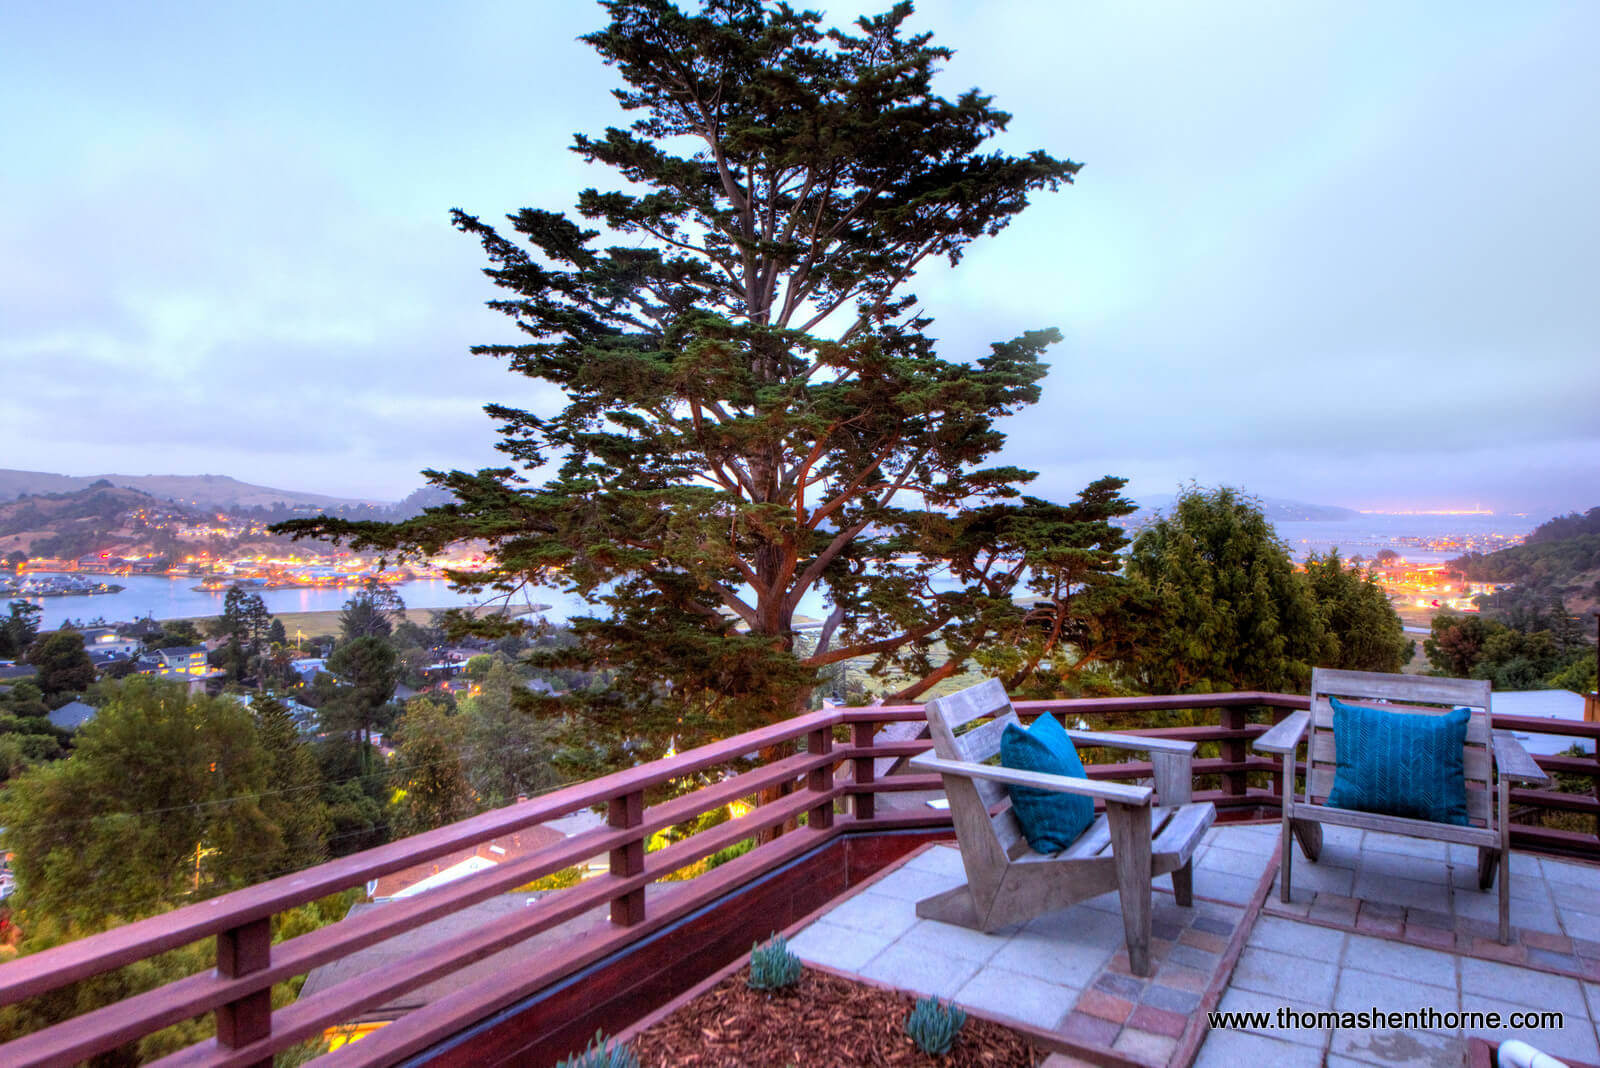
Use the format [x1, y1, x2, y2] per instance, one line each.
[0, 470, 384, 511]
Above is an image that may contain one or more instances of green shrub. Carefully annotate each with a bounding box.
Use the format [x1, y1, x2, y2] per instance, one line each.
[905, 995, 966, 1055]
[552, 1030, 639, 1068]
[747, 932, 803, 991]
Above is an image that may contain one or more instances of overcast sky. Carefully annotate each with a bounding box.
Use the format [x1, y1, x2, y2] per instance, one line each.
[4, 1, 1596, 515]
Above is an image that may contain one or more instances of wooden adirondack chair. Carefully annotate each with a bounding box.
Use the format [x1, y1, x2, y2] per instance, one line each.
[1253, 668, 1550, 943]
[908, 679, 1216, 976]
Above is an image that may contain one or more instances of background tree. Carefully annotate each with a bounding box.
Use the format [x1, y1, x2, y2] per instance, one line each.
[461, 660, 562, 806]
[0, 599, 42, 658]
[1125, 486, 1325, 693]
[1425, 612, 1494, 677]
[389, 698, 476, 835]
[321, 636, 400, 771]
[252, 694, 331, 874]
[25, 630, 96, 702]
[0, 678, 281, 926]
[1303, 549, 1412, 673]
[338, 583, 404, 642]
[0, 680, 64, 783]
[278, 0, 1101, 771]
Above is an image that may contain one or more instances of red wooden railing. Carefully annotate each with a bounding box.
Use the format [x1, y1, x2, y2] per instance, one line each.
[0, 693, 1595, 1067]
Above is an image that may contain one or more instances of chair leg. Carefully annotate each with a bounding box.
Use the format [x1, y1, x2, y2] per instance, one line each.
[1291, 818, 1322, 862]
[1279, 815, 1294, 903]
[1108, 803, 1153, 977]
[1497, 847, 1511, 945]
[1172, 860, 1194, 907]
[1477, 847, 1499, 891]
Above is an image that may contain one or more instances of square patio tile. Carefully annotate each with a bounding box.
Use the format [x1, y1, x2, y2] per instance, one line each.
[787, 919, 896, 972]
[1023, 902, 1134, 953]
[953, 965, 1080, 1030]
[1363, 834, 1449, 861]
[1198, 844, 1273, 878]
[904, 844, 967, 878]
[1214, 986, 1330, 1048]
[1454, 885, 1560, 933]
[1542, 857, 1600, 886]
[1195, 1028, 1324, 1067]
[1458, 995, 1600, 1064]
[1460, 957, 1589, 1015]
[1341, 933, 1458, 989]
[1351, 873, 1451, 911]
[987, 928, 1113, 988]
[858, 939, 981, 1000]
[864, 863, 966, 903]
[1246, 913, 1346, 962]
[1279, 859, 1356, 896]
[819, 888, 922, 939]
[1329, 1027, 1467, 1068]
[1191, 868, 1260, 905]
[1333, 967, 1457, 1015]
[1230, 946, 1339, 1007]
[1111, 1027, 1179, 1063]
[893, 918, 1008, 963]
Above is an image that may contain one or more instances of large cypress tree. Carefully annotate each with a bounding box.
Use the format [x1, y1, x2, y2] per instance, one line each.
[280, 0, 1127, 768]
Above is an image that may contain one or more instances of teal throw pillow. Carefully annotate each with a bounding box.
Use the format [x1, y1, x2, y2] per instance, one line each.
[999, 712, 1095, 853]
[1324, 697, 1471, 826]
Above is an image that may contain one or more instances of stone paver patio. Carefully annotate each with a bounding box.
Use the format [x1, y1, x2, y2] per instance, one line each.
[788, 823, 1600, 1066]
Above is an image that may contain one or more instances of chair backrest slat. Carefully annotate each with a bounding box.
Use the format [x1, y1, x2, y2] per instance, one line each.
[925, 679, 1033, 861]
[1305, 667, 1494, 828]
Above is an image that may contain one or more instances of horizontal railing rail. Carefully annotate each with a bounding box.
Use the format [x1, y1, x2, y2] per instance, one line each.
[0, 690, 1594, 1067]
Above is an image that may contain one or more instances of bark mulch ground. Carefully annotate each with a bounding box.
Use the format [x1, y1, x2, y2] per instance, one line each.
[630, 967, 1045, 1067]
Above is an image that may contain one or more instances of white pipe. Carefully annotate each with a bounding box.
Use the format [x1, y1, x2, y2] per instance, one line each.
[1498, 1039, 1568, 1068]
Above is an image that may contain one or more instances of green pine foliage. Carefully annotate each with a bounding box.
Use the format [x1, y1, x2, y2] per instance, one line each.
[0, 677, 327, 926]
[1125, 487, 1324, 693]
[1302, 550, 1411, 673]
[274, 0, 1138, 770]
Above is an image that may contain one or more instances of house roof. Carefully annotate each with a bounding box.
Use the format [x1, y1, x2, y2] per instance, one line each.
[366, 826, 565, 901]
[297, 884, 668, 1022]
[47, 700, 98, 732]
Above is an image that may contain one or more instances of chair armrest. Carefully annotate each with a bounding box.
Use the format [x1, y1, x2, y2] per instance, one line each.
[909, 754, 1154, 806]
[1491, 729, 1550, 786]
[1061, 729, 1197, 755]
[1253, 710, 1310, 755]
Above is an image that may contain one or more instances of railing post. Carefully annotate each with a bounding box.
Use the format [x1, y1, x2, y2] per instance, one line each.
[1223, 705, 1247, 799]
[1268, 707, 1287, 803]
[608, 790, 646, 926]
[807, 726, 834, 830]
[851, 720, 875, 821]
[215, 917, 272, 1068]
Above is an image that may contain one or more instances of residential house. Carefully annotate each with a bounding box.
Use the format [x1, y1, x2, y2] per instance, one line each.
[46, 700, 97, 732]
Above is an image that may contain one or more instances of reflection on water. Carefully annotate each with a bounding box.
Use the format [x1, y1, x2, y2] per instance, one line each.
[22, 577, 588, 631]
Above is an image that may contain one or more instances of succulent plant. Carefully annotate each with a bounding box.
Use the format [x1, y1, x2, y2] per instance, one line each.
[746, 932, 804, 990]
[905, 994, 967, 1056]
[552, 1030, 640, 1068]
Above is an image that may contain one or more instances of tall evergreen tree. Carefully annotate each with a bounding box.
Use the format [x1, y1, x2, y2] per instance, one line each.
[1125, 486, 1325, 693]
[0, 678, 280, 925]
[389, 698, 476, 836]
[1303, 549, 1412, 673]
[252, 694, 330, 875]
[278, 0, 1117, 769]
[462, 661, 562, 806]
[25, 630, 96, 701]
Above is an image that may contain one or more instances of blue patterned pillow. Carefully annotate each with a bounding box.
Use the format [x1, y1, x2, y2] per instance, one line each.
[1325, 697, 1471, 826]
[1000, 712, 1096, 853]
